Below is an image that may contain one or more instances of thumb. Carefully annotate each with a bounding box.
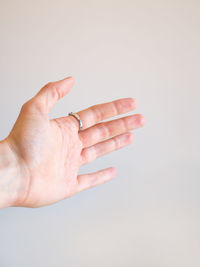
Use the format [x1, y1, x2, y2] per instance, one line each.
[31, 76, 74, 114]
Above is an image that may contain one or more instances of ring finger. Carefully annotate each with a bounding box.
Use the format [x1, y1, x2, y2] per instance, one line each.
[69, 97, 137, 131]
[80, 131, 134, 166]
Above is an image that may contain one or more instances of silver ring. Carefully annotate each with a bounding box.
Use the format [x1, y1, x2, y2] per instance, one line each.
[68, 112, 83, 130]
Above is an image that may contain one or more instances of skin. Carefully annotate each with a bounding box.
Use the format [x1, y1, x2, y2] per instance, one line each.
[0, 76, 145, 208]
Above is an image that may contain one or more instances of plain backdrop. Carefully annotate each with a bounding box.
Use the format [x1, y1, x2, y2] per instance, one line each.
[0, 0, 200, 266]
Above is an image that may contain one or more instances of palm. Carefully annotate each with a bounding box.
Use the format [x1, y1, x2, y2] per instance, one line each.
[9, 111, 83, 207]
[6, 76, 145, 208]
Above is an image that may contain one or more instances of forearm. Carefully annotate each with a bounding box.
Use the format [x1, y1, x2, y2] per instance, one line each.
[0, 140, 22, 208]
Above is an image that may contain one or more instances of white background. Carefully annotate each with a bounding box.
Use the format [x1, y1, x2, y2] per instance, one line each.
[0, 0, 200, 266]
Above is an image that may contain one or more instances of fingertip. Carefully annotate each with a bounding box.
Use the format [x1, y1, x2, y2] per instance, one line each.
[35, 76, 75, 113]
[126, 131, 134, 143]
[104, 166, 117, 180]
[67, 76, 75, 83]
[109, 166, 117, 177]
[63, 76, 75, 85]
[58, 76, 75, 97]
[56, 76, 74, 88]
[139, 114, 146, 126]
[130, 97, 137, 109]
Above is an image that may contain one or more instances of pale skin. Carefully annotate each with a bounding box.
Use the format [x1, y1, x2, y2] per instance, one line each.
[0, 76, 145, 209]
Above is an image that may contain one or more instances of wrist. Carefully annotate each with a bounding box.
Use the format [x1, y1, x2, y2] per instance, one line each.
[0, 139, 26, 208]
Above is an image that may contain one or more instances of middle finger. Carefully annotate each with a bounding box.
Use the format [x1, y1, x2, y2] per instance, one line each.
[79, 113, 145, 148]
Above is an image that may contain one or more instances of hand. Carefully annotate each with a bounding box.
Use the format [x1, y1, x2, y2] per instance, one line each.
[2, 76, 145, 208]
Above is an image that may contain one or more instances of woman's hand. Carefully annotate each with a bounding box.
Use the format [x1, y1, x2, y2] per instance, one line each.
[1, 76, 145, 208]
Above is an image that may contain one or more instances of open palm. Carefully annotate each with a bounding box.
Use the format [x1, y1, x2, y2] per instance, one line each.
[6, 76, 145, 208]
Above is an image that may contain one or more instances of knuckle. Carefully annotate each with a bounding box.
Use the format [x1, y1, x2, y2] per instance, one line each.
[126, 132, 134, 142]
[81, 147, 96, 165]
[78, 133, 85, 148]
[43, 81, 61, 101]
[80, 151, 87, 165]
[21, 100, 34, 113]
[20, 101, 29, 112]
[90, 105, 102, 122]
[40, 81, 53, 92]
[112, 136, 120, 149]
[20, 98, 42, 114]
[112, 101, 120, 115]
[51, 85, 62, 100]
[98, 123, 110, 139]
[45, 81, 53, 87]
[121, 118, 128, 131]
[81, 150, 89, 164]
